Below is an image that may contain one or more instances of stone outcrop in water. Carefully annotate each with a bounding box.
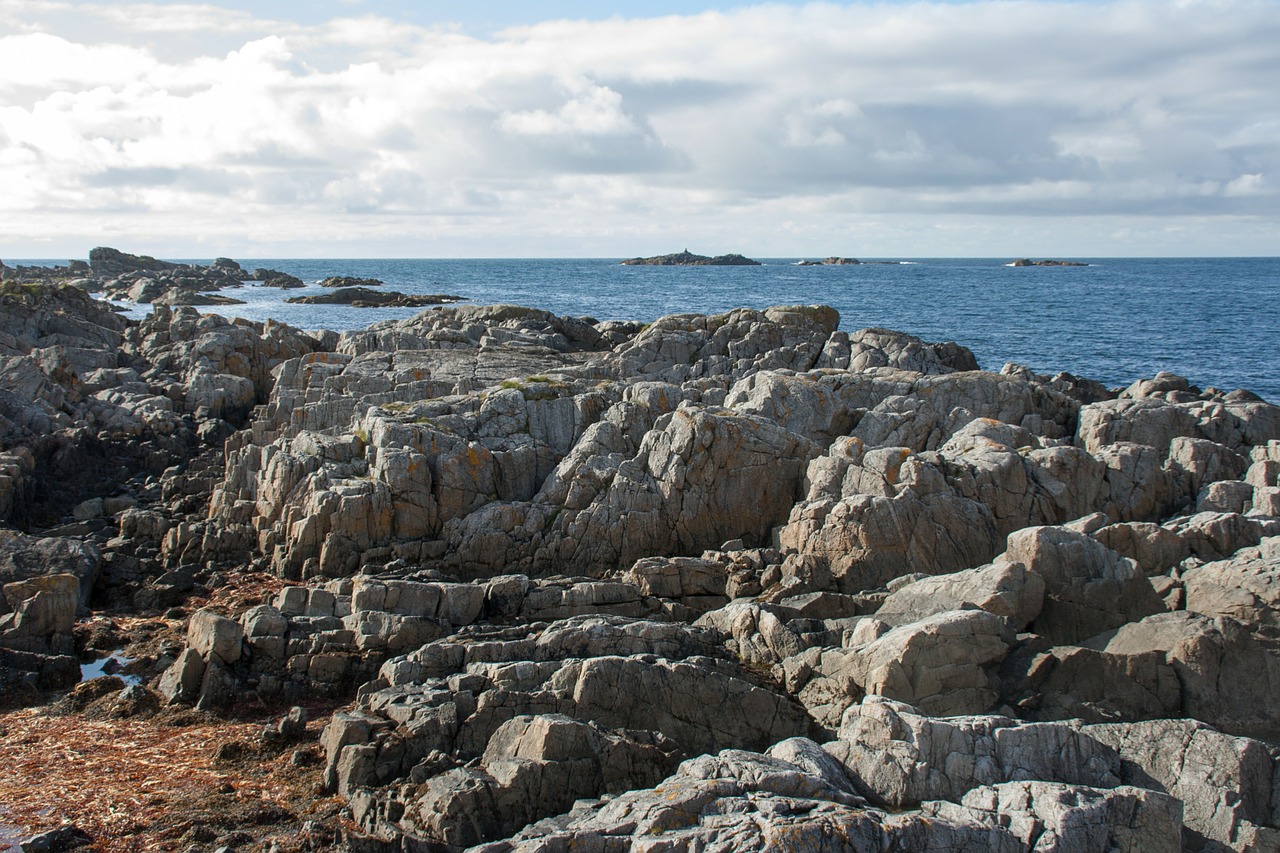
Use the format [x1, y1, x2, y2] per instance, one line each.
[285, 287, 465, 307]
[4, 281, 1280, 851]
[1010, 258, 1090, 267]
[620, 249, 761, 266]
[319, 276, 384, 288]
[250, 268, 306, 289]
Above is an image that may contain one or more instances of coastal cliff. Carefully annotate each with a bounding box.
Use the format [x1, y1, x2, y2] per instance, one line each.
[3, 281, 1280, 851]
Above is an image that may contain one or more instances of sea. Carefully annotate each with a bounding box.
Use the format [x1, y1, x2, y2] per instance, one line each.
[14, 256, 1280, 401]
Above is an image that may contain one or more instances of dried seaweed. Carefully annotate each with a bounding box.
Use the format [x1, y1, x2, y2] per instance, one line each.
[0, 701, 349, 852]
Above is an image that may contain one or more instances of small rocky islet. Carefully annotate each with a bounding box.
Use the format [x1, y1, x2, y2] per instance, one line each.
[620, 249, 762, 265]
[1, 251, 1279, 852]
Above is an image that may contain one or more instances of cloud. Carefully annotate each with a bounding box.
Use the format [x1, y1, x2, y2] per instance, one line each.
[0, 0, 1278, 256]
[86, 3, 270, 33]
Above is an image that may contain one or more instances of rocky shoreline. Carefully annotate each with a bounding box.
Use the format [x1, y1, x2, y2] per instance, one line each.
[2, 276, 1279, 852]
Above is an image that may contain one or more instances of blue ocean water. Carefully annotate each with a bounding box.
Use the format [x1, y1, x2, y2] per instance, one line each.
[15, 256, 1280, 400]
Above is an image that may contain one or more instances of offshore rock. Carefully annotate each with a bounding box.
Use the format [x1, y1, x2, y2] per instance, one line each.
[285, 287, 465, 307]
[619, 249, 761, 266]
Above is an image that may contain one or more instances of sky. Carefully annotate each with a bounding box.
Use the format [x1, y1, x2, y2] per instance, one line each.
[1, 0, 1278, 259]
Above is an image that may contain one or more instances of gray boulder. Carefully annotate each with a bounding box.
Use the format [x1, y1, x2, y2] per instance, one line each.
[1001, 525, 1165, 645]
[1086, 718, 1280, 851]
[1182, 540, 1280, 628]
[824, 697, 1121, 809]
[874, 559, 1045, 629]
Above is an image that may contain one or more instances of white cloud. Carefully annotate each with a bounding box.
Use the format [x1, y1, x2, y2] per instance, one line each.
[87, 3, 269, 33]
[1225, 173, 1266, 197]
[500, 84, 637, 137]
[0, 0, 1277, 257]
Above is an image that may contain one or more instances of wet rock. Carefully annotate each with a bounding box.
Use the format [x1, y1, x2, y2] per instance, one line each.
[286, 287, 465, 307]
[18, 823, 93, 852]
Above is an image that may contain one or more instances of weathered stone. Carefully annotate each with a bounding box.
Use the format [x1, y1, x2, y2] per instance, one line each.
[1, 574, 78, 637]
[241, 604, 287, 638]
[1183, 543, 1280, 628]
[792, 610, 1012, 727]
[1001, 526, 1164, 645]
[824, 697, 1120, 809]
[694, 602, 802, 666]
[187, 608, 243, 664]
[1164, 511, 1263, 561]
[157, 648, 206, 704]
[928, 781, 1183, 853]
[1091, 522, 1187, 576]
[874, 560, 1045, 629]
[1093, 611, 1280, 739]
[1086, 718, 1280, 850]
[1004, 644, 1182, 725]
[0, 530, 99, 611]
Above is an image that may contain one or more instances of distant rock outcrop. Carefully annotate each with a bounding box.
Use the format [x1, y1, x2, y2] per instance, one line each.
[88, 247, 185, 278]
[621, 249, 762, 266]
[250, 268, 306, 289]
[1009, 258, 1089, 267]
[319, 276, 384, 288]
[285, 287, 466, 307]
[797, 257, 862, 266]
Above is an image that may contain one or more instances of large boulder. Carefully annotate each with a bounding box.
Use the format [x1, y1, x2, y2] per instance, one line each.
[927, 781, 1183, 853]
[1086, 718, 1280, 851]
[186, 608, 243, 664]
[790, 609, 1012, 727]
[398, 714, 681, 849]
[0, 574, 78, 638]
[1182, 540, 1280, 628]
[824, 697, 1120, 809]
[1093, 611, 1280, 740]
[874, 559, 1045, 630]
[1001, 526, 1165, 644]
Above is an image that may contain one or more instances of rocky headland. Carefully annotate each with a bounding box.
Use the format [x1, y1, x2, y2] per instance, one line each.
[0, 247, 375, 306]
[620, 249, 761, 266]
[2, 277, 1280, 852]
